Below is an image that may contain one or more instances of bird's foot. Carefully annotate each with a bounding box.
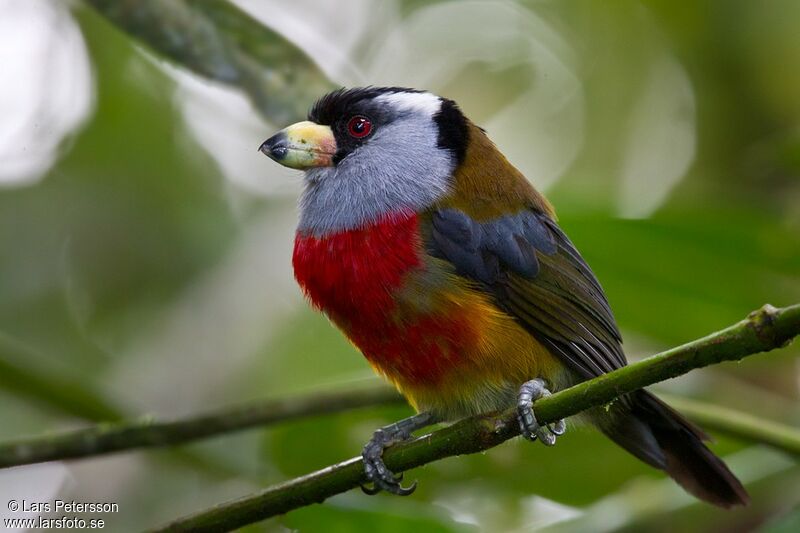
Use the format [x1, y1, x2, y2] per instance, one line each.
[361, 412, 434, 496]
[517, 378, 566, 445]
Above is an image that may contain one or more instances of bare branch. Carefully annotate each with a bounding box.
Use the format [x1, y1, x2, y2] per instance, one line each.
[0, 388, 401, 469]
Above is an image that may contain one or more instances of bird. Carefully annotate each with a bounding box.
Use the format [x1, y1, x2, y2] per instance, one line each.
[259, 86, 749, 507]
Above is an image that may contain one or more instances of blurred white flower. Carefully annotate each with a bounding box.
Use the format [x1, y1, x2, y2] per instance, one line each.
[171, 65, 300, 198]
[160, 0, 390, 201]
[0, 0, 93, 186]
[130, 51, 301, 199]
[618, 53, 696, 218]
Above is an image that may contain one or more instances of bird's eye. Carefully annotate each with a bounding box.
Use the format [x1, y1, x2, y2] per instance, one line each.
[347, 116, 372, 138]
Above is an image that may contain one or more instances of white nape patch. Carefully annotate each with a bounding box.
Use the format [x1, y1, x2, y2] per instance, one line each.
[376, 91, 442, 116]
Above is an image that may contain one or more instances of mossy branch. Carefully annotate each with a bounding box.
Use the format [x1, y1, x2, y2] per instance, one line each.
[150, 304, 800, 532]
[84, 0, 336, 124]
[0, 388, 400, 469]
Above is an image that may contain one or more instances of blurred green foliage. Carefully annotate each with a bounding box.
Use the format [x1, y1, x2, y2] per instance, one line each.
[0, 0, 798, 531]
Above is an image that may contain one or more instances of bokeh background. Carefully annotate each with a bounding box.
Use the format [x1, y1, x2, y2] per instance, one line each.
[1, 0, 799, 531]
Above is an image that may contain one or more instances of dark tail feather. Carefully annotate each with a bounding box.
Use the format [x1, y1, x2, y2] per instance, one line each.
[600, 390, 749, 508]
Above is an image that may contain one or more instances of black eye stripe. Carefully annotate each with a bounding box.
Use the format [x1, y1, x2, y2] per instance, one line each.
[308, 87, 430, 166]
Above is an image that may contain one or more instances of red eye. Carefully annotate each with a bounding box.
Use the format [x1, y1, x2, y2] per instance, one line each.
[347, 116, 372, 138]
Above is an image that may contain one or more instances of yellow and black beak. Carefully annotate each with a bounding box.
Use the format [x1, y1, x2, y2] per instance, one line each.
[259, 121, 336, 169]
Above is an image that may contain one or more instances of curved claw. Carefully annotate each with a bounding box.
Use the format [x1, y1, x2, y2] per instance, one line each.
[517, 378, 567, 446]
[549, 419, 567, 436]
[372, 476, 417, 496]
[393, 480, 418, 496]
[537, 428, 557, 446]
[360, 483, 381, 496]
[360, 412, 433, 496]
[363, 455, 418, 495]
[363, 457, 418, 496]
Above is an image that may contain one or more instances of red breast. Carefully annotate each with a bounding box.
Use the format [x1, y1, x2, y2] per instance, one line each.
[292, 211, 486, 387]
[292, 211, 422, 326]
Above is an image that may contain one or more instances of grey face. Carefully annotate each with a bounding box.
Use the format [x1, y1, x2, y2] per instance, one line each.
[265, 88, 461, 236]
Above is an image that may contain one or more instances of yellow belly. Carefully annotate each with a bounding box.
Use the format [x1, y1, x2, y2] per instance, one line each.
[371, 275, 565, 421]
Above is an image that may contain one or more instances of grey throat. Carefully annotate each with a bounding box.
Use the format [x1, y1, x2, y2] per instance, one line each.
[297, 93, 456, 236]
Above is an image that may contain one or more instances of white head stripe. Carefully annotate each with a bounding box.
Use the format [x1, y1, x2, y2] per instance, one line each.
[375, 91, 442, 116]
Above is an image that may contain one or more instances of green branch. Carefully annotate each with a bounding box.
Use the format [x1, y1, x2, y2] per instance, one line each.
[83, 0, 335, 124]
[2, 305, 796, 476]
[152, 303, 800, 532]
[660, 394, 800, 457]
[0, 388, 401, 469]
[3, 384, 797, 473]
[3, 385, 796, 473]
